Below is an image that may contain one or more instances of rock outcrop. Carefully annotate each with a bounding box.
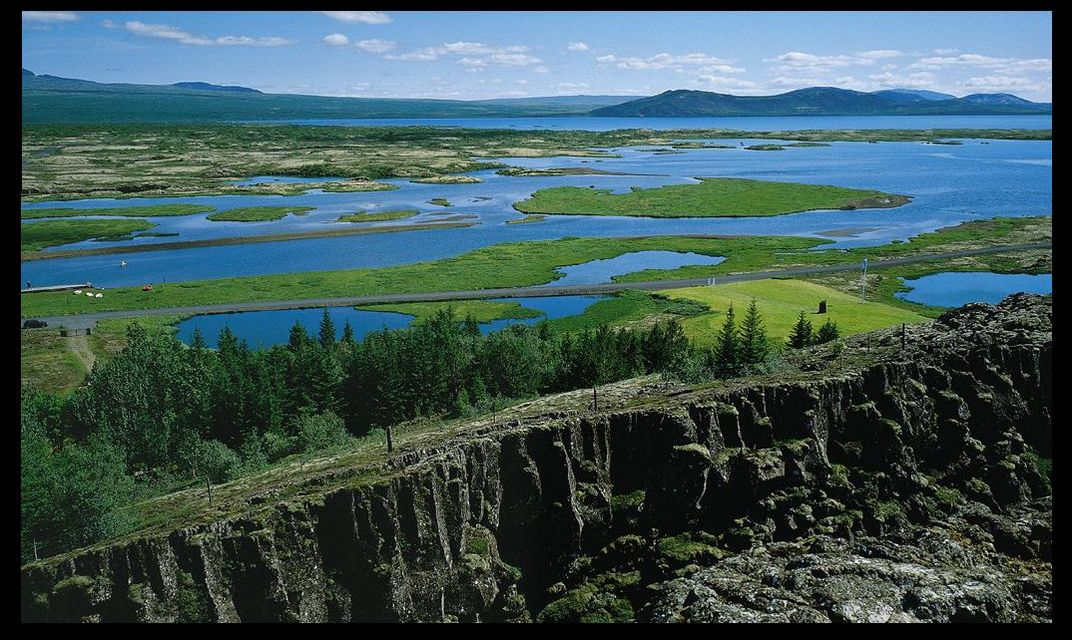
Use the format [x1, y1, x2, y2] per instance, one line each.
[21, 294, 1052, 623]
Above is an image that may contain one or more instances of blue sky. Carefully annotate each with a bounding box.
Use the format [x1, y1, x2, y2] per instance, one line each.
[22, 11, 1052, 101]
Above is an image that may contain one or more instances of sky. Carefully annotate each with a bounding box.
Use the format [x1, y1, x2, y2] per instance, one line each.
[22, 11, 1053, 102]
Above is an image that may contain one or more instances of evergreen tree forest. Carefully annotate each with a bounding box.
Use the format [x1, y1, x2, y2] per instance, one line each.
[21, 305, 774, 563]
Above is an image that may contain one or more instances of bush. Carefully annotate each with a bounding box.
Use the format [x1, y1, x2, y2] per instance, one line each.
[193, 440, 241, 484]
[294, 411, 352, 453]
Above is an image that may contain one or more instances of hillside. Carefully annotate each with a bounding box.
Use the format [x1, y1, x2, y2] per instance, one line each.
[22, 294, 1052, 622]
[21, 70, 613, 123]
[592, 87, 1051, 117]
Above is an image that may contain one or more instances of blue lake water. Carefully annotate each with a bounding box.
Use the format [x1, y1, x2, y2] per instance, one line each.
[175, 295, 604, 348]
[247, 114, 1052, 131]
[546, 251, 725, 286]
[896, 272, 1052, 307]
[21, 131, 1051, 289]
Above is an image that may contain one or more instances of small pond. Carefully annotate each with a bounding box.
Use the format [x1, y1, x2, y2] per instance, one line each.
[896, 271, 1051, 307]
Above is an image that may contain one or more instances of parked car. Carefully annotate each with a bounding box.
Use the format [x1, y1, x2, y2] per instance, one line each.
[22, 319, 48, 329]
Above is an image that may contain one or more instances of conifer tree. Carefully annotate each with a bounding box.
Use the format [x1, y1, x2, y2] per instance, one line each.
[318, 309, 336, 349]
[788, 311, 814, 349]
[716, 303, 740, 374]
[739, 298, 770, 366]
[815, 318, 840, 344]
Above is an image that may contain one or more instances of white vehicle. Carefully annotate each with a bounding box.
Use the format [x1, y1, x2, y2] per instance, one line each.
[74, 290, 82, 295]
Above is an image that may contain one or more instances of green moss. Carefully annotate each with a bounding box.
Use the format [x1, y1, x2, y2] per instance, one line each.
[933, 485, 963, 507]
[873, 500, 903, 521]
[610, 490, 645, 513]
[467, 536, 490, 556]
[176, 570, 211, 623]
[829, 463, 851, 488]
[656, 533, 726, 565]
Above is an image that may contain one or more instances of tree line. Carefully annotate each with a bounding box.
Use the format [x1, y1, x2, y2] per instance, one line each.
[22, 300, 790, 563]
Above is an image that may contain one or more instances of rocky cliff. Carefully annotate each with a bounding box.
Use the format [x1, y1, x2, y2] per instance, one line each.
[21, 294, 1052, 623]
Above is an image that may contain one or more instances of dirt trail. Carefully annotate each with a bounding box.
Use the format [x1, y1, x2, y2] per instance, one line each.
[67, 334, 96, 373]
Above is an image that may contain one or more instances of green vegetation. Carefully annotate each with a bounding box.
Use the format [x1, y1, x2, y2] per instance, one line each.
[506, 214, 546, 224]
[22, 218, 155, 251]
[337, 209, 419, 223]
[428, 198, 452, 207]
[22, 307, 747, 561]
[206, 206, 314, 222]
[410, 176, 482, 184]
[514, 177, 909, 218]
[663, 279, 927, 346]
[745, 144, 785, 151]
[21, 204, 214, 219]
[656, 533, 726, 565]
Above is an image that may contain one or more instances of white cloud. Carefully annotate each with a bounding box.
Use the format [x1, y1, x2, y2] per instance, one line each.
[567, 41, 590, 51]
[533, 66, 551, 74]
[124, 21, 295, 47]
[354, 38, 397, 53]
[385, 41, 542, 67]
[933, 48, 959, 55]
[856, 49, 903, 59]
[911, 53, 1051, 73]
[324, 33, 350, 46]
[959, 75, 1051, 95]
[599, 52, 741, 72]
[320, 11, 392, 24]
[693, 75, 761, 92]
[868, 71, 939, 90]
[553, 82, 590, 92]
[22, 11, 79, 23]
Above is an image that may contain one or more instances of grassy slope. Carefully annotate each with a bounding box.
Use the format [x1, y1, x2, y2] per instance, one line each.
[513, 178, 908, 218]
[664, 279, 928, 346]
[21, 316, 181, 394]
[206, 206, 315, 222]
[20, 234, 824, 318]
[21, 204, 214, 219]
[337, 209, 419, 223]
[21, 218, 156, 251]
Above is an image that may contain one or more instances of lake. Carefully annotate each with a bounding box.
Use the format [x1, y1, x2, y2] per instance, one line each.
[175, 295, 604, 348]
[896, 272, 1052, 307]
[21, 131, 1051, 289]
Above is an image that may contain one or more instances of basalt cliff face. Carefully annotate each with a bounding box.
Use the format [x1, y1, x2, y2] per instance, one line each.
[22, 294, 1052, 623]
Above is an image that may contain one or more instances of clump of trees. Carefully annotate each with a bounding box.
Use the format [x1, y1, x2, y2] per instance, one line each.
[21, 302, 778, 562]
[788, 311, 840, 348]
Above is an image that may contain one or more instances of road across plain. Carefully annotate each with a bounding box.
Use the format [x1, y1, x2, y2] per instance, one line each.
[24, 242, 1051, 331]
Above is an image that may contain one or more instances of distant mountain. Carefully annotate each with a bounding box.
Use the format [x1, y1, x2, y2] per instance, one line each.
[21, 71, 625, 123]
[171, 82, 261, 94]
[592, 87, 1051, 117]
[21, 70, 1051, 124]
[476, 95, 635, 108]
[960, 93, 1050, 109]
[871, 89, 957, 103]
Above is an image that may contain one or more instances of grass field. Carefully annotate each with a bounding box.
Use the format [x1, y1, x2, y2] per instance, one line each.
[206, 206, 315, 222]
[513, 177, 909, 218]
[662, 279, 929, 346]
[337, 209, 419, 223]
[506, 214, 547, 225]
[21, 204, 214, 219]
[21, 218, 156, 251]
